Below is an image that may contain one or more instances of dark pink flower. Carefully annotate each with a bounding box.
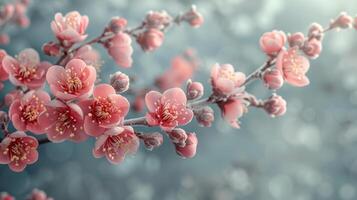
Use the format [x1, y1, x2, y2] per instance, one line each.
[302, 38, 322, 59]
[0, 131, 38, 172]
[27, 189, 53, 200]
[276, 48, 310, 87]
[46, 58, 96, 101]
[51, 11, 89, 46]
[0, 192, 15, 200]
[263, 94, 287, 117]
[38, 100, 87, 143]
[0, 50, 9, 81]
[2, 48, 51, 89]
[262, 68, 284, 90]
[9, 90, 50, 134]
[79, 84, 130, 137]
[137, 28, 164, 52]
[93, 126, 139, 164]
[145, 88, 193, 131]
[259, 30, 286, 55]
[175, 132, 197, 158]
[105, 32, 133, 68]
[218, 98, 247, 128]
[210, 63, 246, 96]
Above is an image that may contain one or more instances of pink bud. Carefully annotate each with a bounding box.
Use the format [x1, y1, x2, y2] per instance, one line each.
[0, 34, 10, 45]
[145, 11, 172, 29]
[263, 94, 287, 117]
[16, 16, 30, 28]
[331, 12, 353, 29]
[108, 17, 127, 33]
[302, 38, 322, 59]
[308, 23, 324, 40]
[109, 71, 130, 93]
[42, 42, 61, 56]
[175, 132, 198, 158]
[0, 4, 15, 21]
[137, 28, 164, 52]
[288, 32, 305, 48]
[182, 5, 204, 28]
[194, 106, 214, 127]
[0, 192, 15, 200]
[168, 128, 188, 147]
[262, 68, 284, 90]
[186, 81, 204, 100]
[259, 30, 286, 55]
[138, 132, 163, 151]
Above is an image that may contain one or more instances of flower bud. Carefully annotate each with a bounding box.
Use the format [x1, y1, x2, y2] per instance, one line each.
[109, 71, 130, 93]
[331, 12, 353, 29]
[259, 30, 286, 55]
[175, 132, 198, 159]
[0, 4, 15, 22]
[186, 80, 204, 100]
[136, 28, 164, 52]
[139, 132, 163, 151]
[42, 42, 61, 56]
[262, 68, 284, 90]
[168, 128, 188, 147]
[0, 192, 15, 200]
[302, 38, 322, 59]
[263, 94, 287, 117]
[194, 106, 214, 127]
[108, 17, 127, 33]
[0, 34, 9, 45]
[145, 11, 172, 29]
[288, 32, 305, 48]
[182, 5, 204, 28]
[308, 23, 324, 40]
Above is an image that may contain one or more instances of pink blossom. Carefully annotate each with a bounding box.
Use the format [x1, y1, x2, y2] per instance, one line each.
[27, 189, 53, 200]
[93, 126, 139, 164]
[145, 88, 193, 131]
[288, 32, 305, 48]
[218, 98, 247, 128]
[0, 131, 38, 172]
[276, 48, 310, 87]
[4, 89, 24, 107]
[186, 81, 204, 100]
[137, 28, 164, 52]
[73, 45, 101, 67]
[331, 12, 353, 29]
[9, 90, 50, 134]
[2, 48, 51, 89]
[194, 106, 214, 127]
[138, 132, 163, 151]
[51, 11, 89, 46]
[175, 132, 197, 158]
[108, 17, 127, 33]
[109, 71, 130, 93]
[78, 84, 130, 137]
[0, 34, 10, 45]
[210, 63, 246, 96]
[259, 30, 286, 55]
[145, 11, 172, 29]
[42, 41, 61, 57]
[263, 94, 287, 117]
[0, 192, 15, 200]
[46, 58, 96, 101]
[182, 5, 204, 28]
[105, 32, 133, 68]
[262, 68, 284, 90]
[0, 50, 9, 81]
[302, 38, 322, 59]
[38, 100, 87, 143]
[167, 128, 187, 147]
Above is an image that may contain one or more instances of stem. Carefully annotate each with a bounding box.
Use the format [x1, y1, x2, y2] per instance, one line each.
[123, 117, 148, 126]
[38, 138, 51, 145]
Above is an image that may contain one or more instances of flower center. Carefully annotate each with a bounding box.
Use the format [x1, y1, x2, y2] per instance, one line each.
[157, 102, 178, 123]
[22, 105, 39, 122]
[3, 138, 34, 164]
[55, 110, 78, 135]
[284, 52, 305, 78]
[65, 12, 80, 30]
[16, 67, 36, 81]
[219, 68, 236, 82]
[89, 98, 119, 124]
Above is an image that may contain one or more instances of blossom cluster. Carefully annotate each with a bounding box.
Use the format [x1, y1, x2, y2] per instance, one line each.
[0, 6, 356, 174]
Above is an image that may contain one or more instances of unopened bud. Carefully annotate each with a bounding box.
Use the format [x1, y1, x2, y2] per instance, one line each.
[263, 94, 287, 117]
[175, 132, 198, 159]
[194, 106, 214, 127]
[168, 128, 188, 147]
[186, 80, 204, 100]
[262, 68, 284, 90]
[331, 12, 353, 29]
[182, 5, 204, 28]
[109, 71, 130, 93]
[288, 32, 305, 48]
[139, 132, 163, 151]
[42, 42, 61, 56]
[108, 17, 127, 34]
[308, 23, 324, 40]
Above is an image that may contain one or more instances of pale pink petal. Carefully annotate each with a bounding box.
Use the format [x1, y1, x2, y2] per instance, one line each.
[93, 84, 116, 99]
[145, 91, 162, 112]
[84, 116, 105, 137]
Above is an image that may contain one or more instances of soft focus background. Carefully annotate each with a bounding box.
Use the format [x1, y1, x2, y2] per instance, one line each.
[1, 0, 357, 199]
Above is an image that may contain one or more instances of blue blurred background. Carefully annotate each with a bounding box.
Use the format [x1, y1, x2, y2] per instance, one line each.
[1, 0, 357, 199]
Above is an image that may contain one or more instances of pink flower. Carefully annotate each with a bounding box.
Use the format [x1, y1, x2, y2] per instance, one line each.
[93, 126, 139, 164]
[218, 98, 247, 128]
[0, 192, 15, 200]
[288, 32, 305, 48]
[331, 12, 353, 29]
[0, 131, 38, 172]
[27, 189, 53, 200]
[0, 50, 9, 81]
[51, 11, 89, 46]
[186, 81, 204, 100]
[182, 5, 204, 28]
[145, 11, 172, 29]
[105, 32, 133, 68]
[210, 63, 246, 96]
[46, 58, 96, 101]
[137, 28, 164, 52]
[263, 94, 287, 117]
[262, 68, 284, 90]
[2, 48, 51, 89]
[78, 84, 130, 137]
[302, 38, 322, 59]
[73, 45, 101, 67]
[4, 89, 23, 107]
[9, 90, 50, 134]
[259, 30, 286, 55]
[109, 71, 130, 93]
[38, 100, 87, 143]
[175, 132, 197, 158]
[145, 88, 193, 131]
[194, 106, 214, 127]
[276, 48, 310, 87]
